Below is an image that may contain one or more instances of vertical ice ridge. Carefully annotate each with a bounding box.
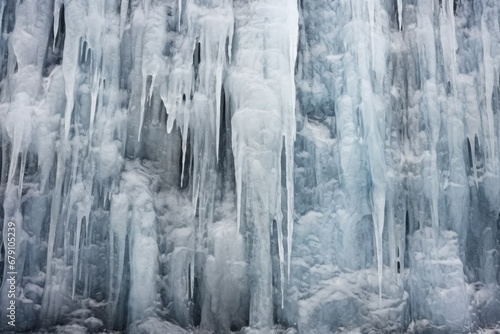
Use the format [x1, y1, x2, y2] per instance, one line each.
[480, 0, 497, 175]
[41, 148, 66, 323]
[285, 136, 294, 280]
[125, 170, 159, 323]
[285, 0, 298, 280]
[178, 0, 182, 31]
[71, 191, 91, 300]
[138, 74, 147, 142]
[0, 1, 5, 40]
[235, 137, 242, 231]
[89, 60, 101, 141]
[424, 81, 441, 239]
[119, 0, 129, 39]
[275, 166, 285, 307]
[53, 0, 62, 49]
[61, 1, 84, 141]
[368, 0, 376, 71]
[350, 0, 390, 305]
[1, 0, 54, 322]
[137, 1, 166, 142]
[397, 0, 403, 31]
[215, 41, 223, 161]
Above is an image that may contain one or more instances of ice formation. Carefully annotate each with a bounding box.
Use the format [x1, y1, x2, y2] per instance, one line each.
[0, 0, 499, 333]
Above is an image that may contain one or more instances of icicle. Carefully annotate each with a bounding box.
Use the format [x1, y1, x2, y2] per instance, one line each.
[233, 131, 242, 232]
[178, 0, 182, 31]
[286, 0, 298, 279]
[386, 195, 397, 277]
[107, 229, 115, 325]
[70, 127, 79, 188]
[397, 0, 403, 31]
[447, 0, 457, 75]
[60, 1, 85, 141]
[215, 41, 224, 161]
[368, 0, 376, 69]
[41, 149, 66, 321]
[276, 160, 285, 308]
[373, 188, 385, 307]
[109, 193, 128, 319]
[285, 137, 294, 279]
[180, 114, 189, 187]
[179, 87, 191, 188]
[192, 166, 201, 217]
[1, 136, 8, 185]
[227, 21, 234, 63]
[189, 257, 194, 306]
[53, 0, 62, 49]
[89, 68, 100, 140]
[17, 151, 26, 198]
[72, 211, 83, 299]
[4, 98, 33, 197]
[430, 150, 440, 240]
[138, 75, 148, 142]
[470, 136, 479, 187]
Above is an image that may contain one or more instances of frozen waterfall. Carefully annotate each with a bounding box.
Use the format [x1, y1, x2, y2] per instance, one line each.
[0, 0, 500, 333]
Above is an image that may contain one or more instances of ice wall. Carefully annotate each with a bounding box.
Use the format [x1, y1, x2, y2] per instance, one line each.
[292, 0, 500, 332]
[0, 0, 499, 333]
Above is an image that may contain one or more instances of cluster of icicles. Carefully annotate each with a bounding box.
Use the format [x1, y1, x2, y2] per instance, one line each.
[0, 0, 299, 329]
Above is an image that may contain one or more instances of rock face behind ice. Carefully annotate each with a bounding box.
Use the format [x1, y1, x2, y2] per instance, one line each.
[0, 0, 499, 333]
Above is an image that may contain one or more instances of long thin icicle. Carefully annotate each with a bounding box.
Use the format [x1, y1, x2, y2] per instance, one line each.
[53, 0, 62, 49]
[397, 0, 403, 31]
[286, 0, 298, 280]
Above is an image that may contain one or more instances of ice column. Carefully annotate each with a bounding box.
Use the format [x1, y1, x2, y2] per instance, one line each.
[41, 0, 126, 323]
[230, 0, 298, 328]
[344, 0, 390, 303]
[125, 171, 159, 324]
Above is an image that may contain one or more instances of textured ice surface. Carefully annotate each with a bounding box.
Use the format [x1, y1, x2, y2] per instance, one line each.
[0, 0, 499, 333]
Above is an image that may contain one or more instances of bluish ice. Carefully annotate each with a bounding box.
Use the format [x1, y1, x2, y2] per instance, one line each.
[0, 0, 499, 333]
